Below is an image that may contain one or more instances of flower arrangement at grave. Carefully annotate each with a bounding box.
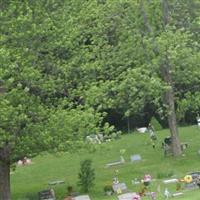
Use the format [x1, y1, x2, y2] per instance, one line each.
[132, 193, 141, 200]
[113, 177, 119, 185]
[139, 174, 152, 196]
[112, 169, 119, 185]
[142, 174, 152, 186]
[183, 175, 193, 183]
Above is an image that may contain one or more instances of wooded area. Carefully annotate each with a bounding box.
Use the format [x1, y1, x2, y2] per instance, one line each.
[0, 0, 200, 199]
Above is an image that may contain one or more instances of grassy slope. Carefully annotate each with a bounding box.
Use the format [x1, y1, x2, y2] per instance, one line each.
[11, 126, 200, 200]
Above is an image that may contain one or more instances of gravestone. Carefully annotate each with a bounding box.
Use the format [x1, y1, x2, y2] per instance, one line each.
[117, 192, 137, 200]
[130, 154, 141, 162]
[184, 182, 198, 190]
[197, 117, 200, 128]
[106, 160, 123, 168]
[38, 189, 56, 200]
[48, 180, 65, 185]
[106, 156, 125, 168]
[172, 192, 183, 197]
[184, 171, 200, 190]
[112, 183, 128, 194]
[163, 179, 178, 184]
[74, 195, 91, 200]
[136, 127, 148, 133]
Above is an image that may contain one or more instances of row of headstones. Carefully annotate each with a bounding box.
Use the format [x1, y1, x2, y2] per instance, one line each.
[39, 189, 91, 200]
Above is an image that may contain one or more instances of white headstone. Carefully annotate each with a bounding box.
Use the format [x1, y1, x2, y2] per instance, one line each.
[172, 192, 183, 197]
[136, 127, 148, 133]
[74, 195, 91, 200]
[163, 179, 178, 184]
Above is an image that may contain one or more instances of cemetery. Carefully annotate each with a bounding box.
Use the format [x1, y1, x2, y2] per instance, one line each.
[1, 1, 200, 200]
[10, 126, 200, 199]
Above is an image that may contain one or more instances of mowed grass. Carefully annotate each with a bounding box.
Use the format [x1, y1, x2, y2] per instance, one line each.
[11, 126, 200, 200]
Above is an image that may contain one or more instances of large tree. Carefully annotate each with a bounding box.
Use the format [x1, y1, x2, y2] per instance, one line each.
[0, 1, 114, 198]
[1, 0, 200, 198]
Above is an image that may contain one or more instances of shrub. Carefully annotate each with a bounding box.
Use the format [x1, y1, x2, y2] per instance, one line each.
[67, 185, 73, 196]
[77, 159, 95, 193]
[103, 185, 114, 195]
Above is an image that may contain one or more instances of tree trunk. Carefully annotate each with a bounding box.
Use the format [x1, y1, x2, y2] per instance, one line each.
[161, 64, 182, 156]
[127, 116, 130, 133]
[161, 0, 182, 156]
[0, 146, 11, 200]
[141, 0, 182, 156]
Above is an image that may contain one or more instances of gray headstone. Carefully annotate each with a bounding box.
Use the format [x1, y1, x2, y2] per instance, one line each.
[38, 189, 55, 200]
[130, 154, 141, 162]
[112, 183, 127, 193]
[118, 192, 137, 200]
[184, 182, 198, 190]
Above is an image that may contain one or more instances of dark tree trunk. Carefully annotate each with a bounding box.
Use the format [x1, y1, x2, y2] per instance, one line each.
[160, 64, 182, 156]
[0, 146, 11, 200]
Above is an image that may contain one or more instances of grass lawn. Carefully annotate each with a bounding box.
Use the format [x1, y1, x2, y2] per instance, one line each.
[11, 126, 200, 200]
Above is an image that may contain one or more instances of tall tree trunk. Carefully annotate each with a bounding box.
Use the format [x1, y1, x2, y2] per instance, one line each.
[0, 146, 11, 200]
[161, 0, 182, 156]
[160, 63, 182, 156]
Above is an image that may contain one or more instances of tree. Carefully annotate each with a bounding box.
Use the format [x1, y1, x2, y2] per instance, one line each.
[1, 0, 200, 197]
[138, 0, 196, 156]
[0, 2, 119, 198]
[160, 0, 182, 156]
[77, 159, 95, 193]
[0, 1, 112, 198]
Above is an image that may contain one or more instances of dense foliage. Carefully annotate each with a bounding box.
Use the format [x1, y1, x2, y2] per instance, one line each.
[0, 0, 199, 198]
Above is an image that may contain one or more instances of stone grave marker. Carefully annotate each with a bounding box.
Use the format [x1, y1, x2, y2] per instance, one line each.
[163, 179, 178, 184]
[117, 192, 137, 200]
[106, 156, 125, 168]
[112, 183, 128, 194]
[172, 192, 183, 197]
[48, 180, 65, 185]
[74, 195, 91, 200]
[130, 154, 141, 162]
[38, 189, 56, 200]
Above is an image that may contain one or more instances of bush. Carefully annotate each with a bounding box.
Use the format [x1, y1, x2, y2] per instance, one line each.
[103, 185, 114, 195]
[150, 117, 163, 131]
[67, 185, 73, 196]
[77, 159, 95, 193]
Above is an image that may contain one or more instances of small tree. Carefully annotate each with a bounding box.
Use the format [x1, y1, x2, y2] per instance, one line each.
[78, 159, 95, 193]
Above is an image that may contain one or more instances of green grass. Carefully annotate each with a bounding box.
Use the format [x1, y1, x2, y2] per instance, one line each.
[11, 126, 200, 200]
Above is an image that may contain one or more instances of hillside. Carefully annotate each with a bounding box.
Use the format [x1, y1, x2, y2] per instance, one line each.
[11, 126, 200, 200]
